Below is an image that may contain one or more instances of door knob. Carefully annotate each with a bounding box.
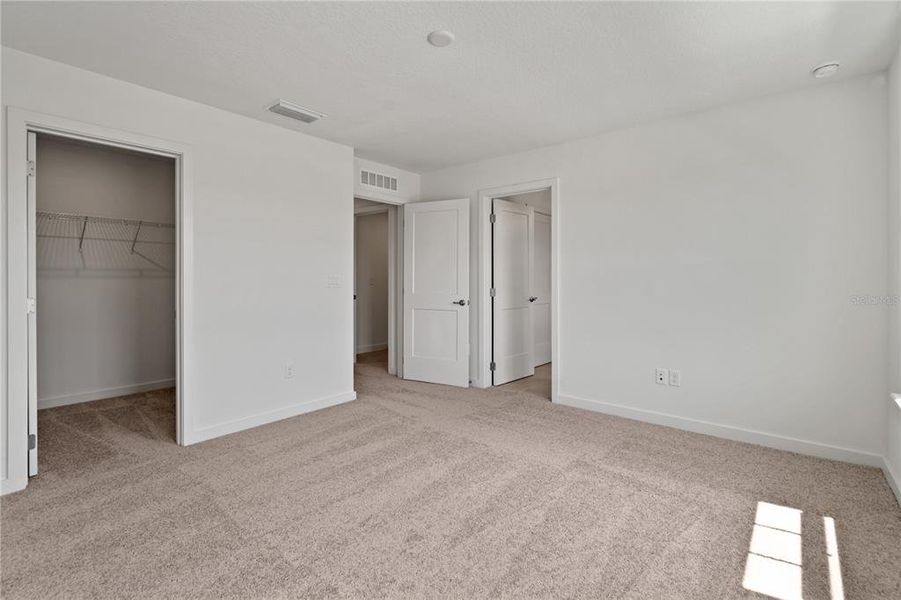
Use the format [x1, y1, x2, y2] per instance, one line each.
[452, 299, 468, 306]
[529, 296, 538, 302]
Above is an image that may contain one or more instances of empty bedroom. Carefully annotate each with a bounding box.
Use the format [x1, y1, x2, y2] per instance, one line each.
[1, 2, 900, 599]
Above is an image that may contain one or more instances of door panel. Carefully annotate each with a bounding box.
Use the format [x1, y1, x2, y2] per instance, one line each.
[412, 209, 459, 294]
[492, 199, 534, 385]
[403, 199, 469, 387]
[532, 212, 552, 366]
[411, 308, 458, 359]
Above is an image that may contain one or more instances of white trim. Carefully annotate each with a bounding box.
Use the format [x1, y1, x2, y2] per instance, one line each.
[887, 393, 901, 506]
[354, 191, 405, 206]
[395, 206, 404, 378]
[354, 205, 390, 216]
[353, 202, 400, 377]
[1, 477, 28, 496]
[883, 457, 901, 507]
[356, 343, 388, 354]
[556, 393, 885, 467]
[387, 205, 398, 376]
[186, 391, 356, 445]
[476, 178, 559, 401]
[5, 107, 194, 493]
[38, 379, 176, 410]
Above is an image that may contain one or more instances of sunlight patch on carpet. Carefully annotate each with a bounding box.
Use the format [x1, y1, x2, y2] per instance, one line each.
[742, 502, 803, 600]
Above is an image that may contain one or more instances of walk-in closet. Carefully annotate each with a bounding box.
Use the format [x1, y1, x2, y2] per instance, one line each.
[33, 133, 177, 474]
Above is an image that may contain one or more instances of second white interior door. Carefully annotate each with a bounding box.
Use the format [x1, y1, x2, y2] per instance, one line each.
[492, 198, 534, 385]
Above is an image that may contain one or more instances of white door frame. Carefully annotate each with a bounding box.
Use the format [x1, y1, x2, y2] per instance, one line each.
[476, 178, 559, 401]
[353, 202, 400, 376]
[531, 210, 552, 367]
[353, 193, 404, 378]
[4, 107, 194, 494]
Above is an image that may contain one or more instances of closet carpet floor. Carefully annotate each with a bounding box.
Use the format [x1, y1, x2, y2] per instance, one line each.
[2, 355, 899, 599]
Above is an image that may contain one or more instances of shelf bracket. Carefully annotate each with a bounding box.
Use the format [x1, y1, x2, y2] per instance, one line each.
[78, 217, 88, 253]
[130, 221, 142, 254]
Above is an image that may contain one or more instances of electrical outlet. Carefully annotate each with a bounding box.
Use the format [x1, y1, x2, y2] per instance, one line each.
[669, 369, 681, 387]
[655, 368, 669, 385]
[285, 361, 296, 379]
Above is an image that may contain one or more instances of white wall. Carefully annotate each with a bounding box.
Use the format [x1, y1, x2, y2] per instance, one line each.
[421, 75, 890, 464]
[36, 136, 176, 407]
[355, 211, 389, 353]
[354, 157, 420, 204]
[2, 49, 355, 493]
[887, 42, 901, 501]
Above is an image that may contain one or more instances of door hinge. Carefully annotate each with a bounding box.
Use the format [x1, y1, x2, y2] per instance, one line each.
[490, 213, 496, 224]
[489, 361, 496, 371]
[27, 160, 35, 177]
[490, 287, 496, 298]
[28, 434, 36, 450]
[26, 297, 36, 315]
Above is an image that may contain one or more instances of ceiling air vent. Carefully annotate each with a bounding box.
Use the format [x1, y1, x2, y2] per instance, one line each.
[361, 170, 398, 192]
[267, 100, 326, 124]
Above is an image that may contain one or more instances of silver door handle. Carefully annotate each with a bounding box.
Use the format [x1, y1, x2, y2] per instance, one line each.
[529, 296, 538, 302]
[452, 299, 469, 306]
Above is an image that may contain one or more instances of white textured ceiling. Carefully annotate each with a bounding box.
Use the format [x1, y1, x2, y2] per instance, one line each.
[2, 2, 899, 172]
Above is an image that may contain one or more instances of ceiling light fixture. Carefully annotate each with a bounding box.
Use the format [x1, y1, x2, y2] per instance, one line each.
[812, 63, 840, 79]
[427, 30, 455, 48]
[267, 100, 326, 124]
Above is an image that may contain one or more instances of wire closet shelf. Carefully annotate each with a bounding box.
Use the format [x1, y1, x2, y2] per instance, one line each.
[36, 210, 175, 273]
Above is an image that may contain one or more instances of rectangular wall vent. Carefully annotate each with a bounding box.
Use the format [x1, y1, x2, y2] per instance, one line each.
[361, 170, 398, 192]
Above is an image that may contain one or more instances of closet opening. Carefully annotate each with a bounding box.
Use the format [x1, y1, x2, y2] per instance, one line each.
[484, 186, 554, 400]
[31, 132, 178, 476]
[353, 198, 400, 382]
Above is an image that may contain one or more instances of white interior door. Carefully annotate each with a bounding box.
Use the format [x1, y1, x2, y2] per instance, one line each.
[532, 211, 552, 367]
[492, 199, 534, 385]
[403, 199, 470, 387]
[27, 131, 38, 476]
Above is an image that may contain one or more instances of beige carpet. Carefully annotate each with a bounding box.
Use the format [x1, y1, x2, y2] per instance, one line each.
[2, 357, 899, 599]
[356, 349, 389, 365]
[498, 362, 551, 399]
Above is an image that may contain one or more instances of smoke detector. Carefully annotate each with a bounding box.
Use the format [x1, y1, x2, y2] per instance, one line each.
[427, 30, 455, 47]
[268, 100, 326, 124]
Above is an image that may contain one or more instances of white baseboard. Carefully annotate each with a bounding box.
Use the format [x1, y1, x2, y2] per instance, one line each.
[38, 379, 176, 410]
[884, 458, 901, 507]
[555, 393, 884, 468]
[356, 343, 387, 354]
[1, 476, 28, 496]
[186, 390, 357, 445]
